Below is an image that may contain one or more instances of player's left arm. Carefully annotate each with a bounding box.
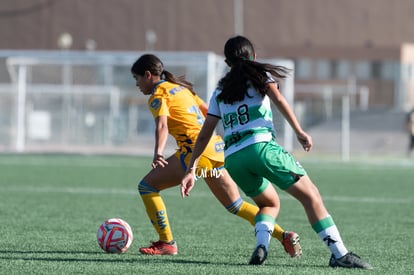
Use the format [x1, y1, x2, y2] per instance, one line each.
[198, 102, 208, 117]
[266, 82, 312, 152]
[194, 94, 208, 117]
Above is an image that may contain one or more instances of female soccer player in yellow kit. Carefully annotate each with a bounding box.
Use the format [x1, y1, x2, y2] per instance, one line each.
[131, 54, 301, 256]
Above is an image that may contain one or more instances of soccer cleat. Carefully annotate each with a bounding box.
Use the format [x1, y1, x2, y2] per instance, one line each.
[249, 244, 268, 265]
[329, 252, 373, 269]
[282, 231, 302, 258]
[139, 240, 178, 255]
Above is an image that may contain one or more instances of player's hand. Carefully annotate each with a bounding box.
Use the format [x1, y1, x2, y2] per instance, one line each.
[296, 131, 313, 152]
[152, 154, 168, 168]
[181, 172, 196, 198]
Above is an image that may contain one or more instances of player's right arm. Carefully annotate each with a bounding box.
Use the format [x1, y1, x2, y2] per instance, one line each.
[152, 115, 169, 168]
[181, 114, 220, 197]
[148, 94, 170, 168]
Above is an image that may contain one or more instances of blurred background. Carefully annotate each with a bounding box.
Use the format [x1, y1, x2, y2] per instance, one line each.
[1, 0, 414, 160]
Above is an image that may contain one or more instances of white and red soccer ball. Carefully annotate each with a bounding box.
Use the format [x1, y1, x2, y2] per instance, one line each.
[97, 218, 133, 253]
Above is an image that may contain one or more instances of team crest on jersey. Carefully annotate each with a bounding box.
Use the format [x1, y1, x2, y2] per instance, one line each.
[150, 99, 161, 110]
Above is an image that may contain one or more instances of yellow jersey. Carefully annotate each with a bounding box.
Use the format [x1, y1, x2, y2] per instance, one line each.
[148, 80, 224, 160]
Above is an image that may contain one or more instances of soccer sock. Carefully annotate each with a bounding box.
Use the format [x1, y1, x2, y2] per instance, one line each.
[139, 181, 173, 243]
[226, 197, 284, 241]
[311, 215, 348, 259]
[254, 214, 275, 251]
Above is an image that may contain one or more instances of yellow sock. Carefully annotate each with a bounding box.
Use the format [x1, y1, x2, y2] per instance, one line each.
[139, 182, 173, 242]
[227, 198, 284, 242]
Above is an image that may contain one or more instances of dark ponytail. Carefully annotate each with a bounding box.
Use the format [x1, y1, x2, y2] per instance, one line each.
[217, 36, 290, 104]
[162, 70, 195, 93]
[131, 54, 195, 93]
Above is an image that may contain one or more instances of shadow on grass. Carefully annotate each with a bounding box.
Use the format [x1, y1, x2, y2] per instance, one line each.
[0, 250, 102, 255]
[0, 250, 211, 265]
[0, 250, 328, 268]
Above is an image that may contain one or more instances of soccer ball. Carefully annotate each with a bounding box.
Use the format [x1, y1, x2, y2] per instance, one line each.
[97, 218, 133, 253]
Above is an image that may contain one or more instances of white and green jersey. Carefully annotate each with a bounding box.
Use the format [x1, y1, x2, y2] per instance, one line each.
[208, 78, 276, 157]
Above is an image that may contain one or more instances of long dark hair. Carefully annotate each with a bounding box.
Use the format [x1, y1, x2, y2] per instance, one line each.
[131, 54, 195, 93]
[217, 36, 290, 104]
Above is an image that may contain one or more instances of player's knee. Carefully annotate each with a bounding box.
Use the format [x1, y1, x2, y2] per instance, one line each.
[138, 180, 159, 196]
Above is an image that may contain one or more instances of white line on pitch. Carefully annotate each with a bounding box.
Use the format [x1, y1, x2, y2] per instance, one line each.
[0, 185, 411, 204]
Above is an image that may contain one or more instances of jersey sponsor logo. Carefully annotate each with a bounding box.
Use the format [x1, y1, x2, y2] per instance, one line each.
[154, 210, 168, 230]
[169, 86, 185, 95]
[150, 99, 161, 110]
[224, 129, 255, 149]
[215, 141, 225, 152]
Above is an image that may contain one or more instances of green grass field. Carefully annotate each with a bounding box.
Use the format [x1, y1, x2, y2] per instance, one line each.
[0, 154, 413, 274]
